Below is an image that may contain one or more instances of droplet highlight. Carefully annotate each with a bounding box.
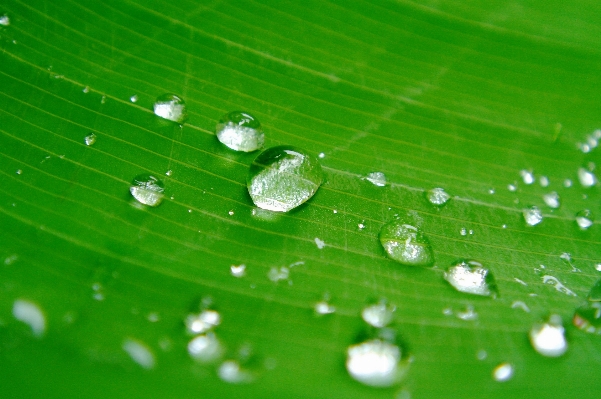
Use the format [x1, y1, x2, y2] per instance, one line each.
[379, 220, 434, 267]
[216, 111, 264, 152]
[542, 192, 560, 209]
[153, 93, 187, 123]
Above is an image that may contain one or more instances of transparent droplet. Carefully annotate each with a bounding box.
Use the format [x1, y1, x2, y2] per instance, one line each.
[361, 301, 395, 328]
[572, 302, 601, 334]
[0, 15, 10, 26]
[358, 223, 366, 230]
[122, 338, 155, 369]
[596, 264, 601, 272]
[218, 360, 254, 384]
[346, 337, 410, 387]
[230, 264, 246, 278]
[185, 309, 221, 335]
[520, 170, 535, 185]
[564, 179, 572, 188]
[165, 170, 172, 177]
[492, 363, 513, 382]
[523, 206, 543, 226]
[153, 93, 187, 123]
[379, 220, 434, 267]
[576, 209, 593, 230]
[216, 111, 264, 152]
[426, 187, 450, 207]
[130, 95, 138, 103]
[443, 260, 498, 297]
[365, 172, 386, 187]
[588, 279, 601, 302]
[460, 228, 467, 236]
[314, 301, 336, 315]
[314, 237, 326, 249]
[12, 299, 46, 337]
[578, 167, 597, 188]
[539, 176, 549, 187]
[188, 333, 223, 363]
[542, 192, 560, 209]
[84, 133, 97, 146]
[529, 314, 568, 357]
[228, 210, 235, 216]
[507, 184, 517, 192]
[247, 146, 323, 212]
[130, 174, 165, 207]
[318, 152, 325, 159]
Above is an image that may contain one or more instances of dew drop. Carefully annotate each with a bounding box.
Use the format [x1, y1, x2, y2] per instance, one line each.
[247, 146, 323, 212]
[572, 302, 601, 334]
[12, 299, 46, 337]
[230, 264, 246, 278]
[426, 187, 450, 207]
[346, 338, 410, 387]
[520, 170, 535, 185]
[358, 223, 366, 230]
[15, 169, 22, 175]
[577, 167, 597, 188]
[82, 86, 90, 93]
[218, 360, 254, 384]
[267, 266, 289, 282]
[563, 179, 572, 188]
[523, 206, 543, 226]
[84, 133, 97, 146]
[0, 15, 10, 26]
[122, 338, 155, 369]
[576, 209, 593, 230]
[539, 176, 549, 187]
[529, 314, 568, 357]
[165, 169, 173, 176]
[216, 111, 264, 152]
[153, 93, 187, 123]
[314, 237, 326, 249]
[379, 220, 434, 267]
[492, 363, 513, 382]
[488, 188, 495, 194]
[314, 300, 336, 315]
[187, 333, 223, 363]
[228, 210, 235, 216]
[476, 350, 487, 360]
[443, 260, 498, 297]
[185, 309, 221, 335]
[596, 264, 601, 272]
[361, 301, 395, 328]
[130, 95, 138, 103]
[507, 184, 517, 192]
[460, 228, 467, 236]
[318, 152, 325, 159]
[365, 172, 387, 187]
[542, 192, 560, 209]
[130, 174, 165, 207]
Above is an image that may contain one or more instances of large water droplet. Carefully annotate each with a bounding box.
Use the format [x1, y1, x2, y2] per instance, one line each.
[12, 299, 46, 338]
[576, 209, 593, 230]
[247, 146, 323, 212]
[216, 111, 264, 152]
[577, 167, 597, 188]
[130, 174, 165, 207]
[187, 333, 223, 363]
[185, 309, 221, 335]
[523, 206, 543, 226]
[153, 93, 187, 123]
[379, 220, 434, 267]
[542, 192, 560, 209]
[426, 187, 450, 207]
[365, 172, 387, 187]
[443, 260, 498, 297]
[361, 301, 395, 328]
[529, 314, 568, 357]
[573, 303, 601, 334]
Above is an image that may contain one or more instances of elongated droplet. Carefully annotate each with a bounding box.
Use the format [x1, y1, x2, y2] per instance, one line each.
[523, 206, 543, 226]
[573, 303, 601, 334]
[346, 336, 410, 388]
[444, 260, 498, 297]
[492, 363, 513, 382]
[12, 299, 46, 337]
[366, 172, 386, 187]
[577, 167, 597, 188]
[379, 220, 434, 266]
[576, 209, 593, 230]
[218, 360, 254, 384]
[529, 314, 568, 357]
[130, 174, 165, 207]
[153, 93, 187, 123]
[216, 111, 264, 152]
[542, 192, 560, 209]
[247, 146, 323, 212]
[426, 187, 450, 207]
[122, 338, 155, 369]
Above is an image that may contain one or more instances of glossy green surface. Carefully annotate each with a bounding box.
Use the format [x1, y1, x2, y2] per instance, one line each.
[0, 1, 600, 398]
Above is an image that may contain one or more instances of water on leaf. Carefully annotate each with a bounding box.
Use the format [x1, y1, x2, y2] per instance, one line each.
[247, 146, 323, 212]
[573, 302, 601, 334]
[492, 363, 513, 382]
[443, 260, 498, 297]
[268, 266, 289, 282]
[529, 314, 567, 357]
[365, 172, 387, 187]
[0, 15, 10, 26]
[84, 133, 97, 146]
[314, 237, 326, 249]
[379, 220, 434, 266]
[187, 333, 223, 363]
[426, 187, 450, 206]
[576, 209, 593, 230]
[12, 299, 46, 337]
[130, 95, 138, 103]
[361, 301, 395, 328]
[523, 205, 543, 226]
[577, 167, 597, 187]
[541, 275, 577, 296]
[507, 184, 517, 192]
[542, 192, 560, 209]
[218, 360, 254, 384]
[216, 111, 264, 152]
[314, 300, 336, 315]
[122, 338, 155, 369]
[588, 279, 601, 302]
[520, 169, 535, 185]
[185, 309, 221, 335]
[153, 93, 187, 123]
[346, 337, 410, 388]
[130, 174, 165, 207]
[230, 264, 246, 278]
[564, 179, 572, 188]
[539, 176, 549, 187]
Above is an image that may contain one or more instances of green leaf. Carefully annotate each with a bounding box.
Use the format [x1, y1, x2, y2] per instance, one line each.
[1, 1, 600, 398]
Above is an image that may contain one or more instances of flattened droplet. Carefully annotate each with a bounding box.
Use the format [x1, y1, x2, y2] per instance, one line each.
[379, 220, 434, 266]
[577, 167, 597, 188]
[361, 301, 395, 328]
[542, 192, 560, 209]
[443, 260, 498, 297]
[185, 309, 221, 335]
[576, 209, 593, 230]
[426, 187, 450, 206]
[122, 338, 155, 369]
[216, 111, 264, 152]
[365, 172, 387, 187]
[84, 133, 97, 146]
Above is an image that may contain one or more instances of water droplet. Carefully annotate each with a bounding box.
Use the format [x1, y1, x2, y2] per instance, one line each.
[15, 169, 22, 175]
[379, 220, 434, 267]
[313, 237, 326, 249]
[147, 312, 160, 322]
[4, 254, 18, 265]
[346, 337, 410, 387]
[216, 111, 264, 152]
[588, 279, 601, 302]
[520, 170, 535, 185]
[130, 174, 165, 207]
[426, 187, 450, 207]
[218, 360, 254, 384]
[542, 192, 560, 209]
[267, 266, 289, 282]
[361, 301, 395, 328]
[563, 179, 572, 188]
[165, 169, 172, 177]
[318, 152, 325, 159]
[314, 301, 336, 315]
[333, 209, 338, 214]
[488, 188, 495, 194]
[188, 333, 223, 363]
[228, 210, 235, 216]
[82, 86, 90, 93]
[247, 146, 323, 212]
[529, 314, 567, 357]
[100, 95, 106, 104]
[84, 133, 97, 146]
[539, 176, 549, 187]
[507, 184, 517, 192]
[455, 305, 478, 321]
[541, 275, 577, 296]
[576, 209, 593, 230]
[492, 363, 513, 382]
[523, 206, 543, 226]
[130, 95, 138, 103]
[476, 350, 487, 360]
[460, 228, 467, 236]
[92, 282, 104, 301]
[596, 264, 601, 272]
[511, 301, 530, 312]
[578, 167, 597, 188]
[153, 93, 187, 123]
[358, 223, 366, 230]
[12, 299, 46, 337]
[122, 338, 155, 369]
[443, 260, 498, 297]
[573, 302, 601, 334]
[365, 172, 386, 187]
[230, 264, 246, 278]
[185, 309, 221, 335]
[0, 15, 10, 26]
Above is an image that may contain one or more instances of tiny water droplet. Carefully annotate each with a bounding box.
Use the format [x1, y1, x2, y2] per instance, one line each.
[488, 188, 495, 194]
[82, 86, 90, 93]
[455, 305, 478, 321]
[165, 170, 172, 176]
[358, 222, 366, 230]
[230, 264, 246, 278]
[122, 338, 155, 369]
[539, 176, 549, 187]
[346, 337, 410, 387]
[188, 333, 223, 363]
[0, 15, 11, 26]
[426, 187, 450, 206]
[520, 170, 535, 185]
[523, 206, 543, 226]
[576, 209, 593, 230]
[153, 93, 187, 123]
[130, 95, 138, 103]
[361, 301, 395, 328]
[542, 192, 560, 209]
[130, 174, 164, 207]
[247, 146, 323, 212]
[577, 167, 597, 188]
[100, 95, 106, 104]
[507, 184, 517, 192]
[595, 264, 601, 272]
[185, 309, 221, 335]
[333, 209, 338, 214]
[443, 260, 498, 297]
[379, 220, 434, 267]
[460, 227, 467, 236]
[216, 111, 264, 152]
[573, 303, 601, 334]
[314, 300, 336, 315]
[84, 133, 97, 146]
[563, 179, 572, 188]
[318, 152, 325, 159]
[365, 172, 386, 187]
[530, 314, 567, 357]
[12, 299, 46, 337]
[492, 363, 513, 382]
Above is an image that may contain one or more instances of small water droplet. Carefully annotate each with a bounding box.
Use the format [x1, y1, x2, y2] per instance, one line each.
[529, 314, 567, 357]
[218, 360, 254, 384]
[122, 338, 155, 369]
[185, 309, 221, 335]
[426, 187, 450, 207]
[130, 95, 138, 103]
[576, 209, 593, 230]
[0, 15, 11, 26]
[542, 192, 560, 209]
[563, 179, 572, 188]
[153, 93, 187, 123]
[460, 228, 467, 236]
[268, 266, 289, 282]
[596, 264, 601, 272]
[539, 176, 549, 187]
[314, 237, 326, 249]
[188, 333, 223, 363]
[365, 172, 386, 187]
[100, 95, 106, 104]
[573, 302, 601, 334]
[227, 210, 235, 216]
[165, 170, 172, 176]
[523, 206, 543, 226]
[147, 312, 160, 322]
[15, 169, 22, 175]
[247, 146, 323, 212]
[520, 170, 535, 185]
[379, 220, 434, 267]
[443, 260, 498, 297]
[492, 363, 513, 382]
[82, 86, 90, 93]
[333, 209, 338, 214]
[318, 152, 325, 159]
[314, 300, 336, 315]
[488, 188, 495, 194]
[361, 301, 395, 328]
[84, 133, 97, 146]
[346, 337, 410, 387]
[578, 167, 597, 188]
[216, 111, 264, 152]
[476, 350, 487, 360]
[358, 223, 366, 230]
[12, 299, 46, 337]
[230, 264, 246, 278]
[507, 184, 517, 192]
[130, 174, 165, 207]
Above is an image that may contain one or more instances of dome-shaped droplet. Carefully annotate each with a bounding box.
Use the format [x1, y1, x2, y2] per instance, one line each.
[247, 146, 323, 212]
[542, 192, 560, 209]
[153, 93, 187, 123]
[523, 205, 543, 226]
[187, 333, 223, 363]
[379, 220, 434, 266]
[130, 174, 165, 207]
[492, 363, 513, 382]
[577, 167, 597, 188]
[529, 314, 568, 357]
[84, 133, 97, 146]
[216, 111, 264, 152]
[576, 209, 593, 230]
[426, 187, 450, 207]
[520, 170, 535, 185]
[443, 260, 498, 297]
[0, 15, 10, 26]
[361, 301, 395, 328]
